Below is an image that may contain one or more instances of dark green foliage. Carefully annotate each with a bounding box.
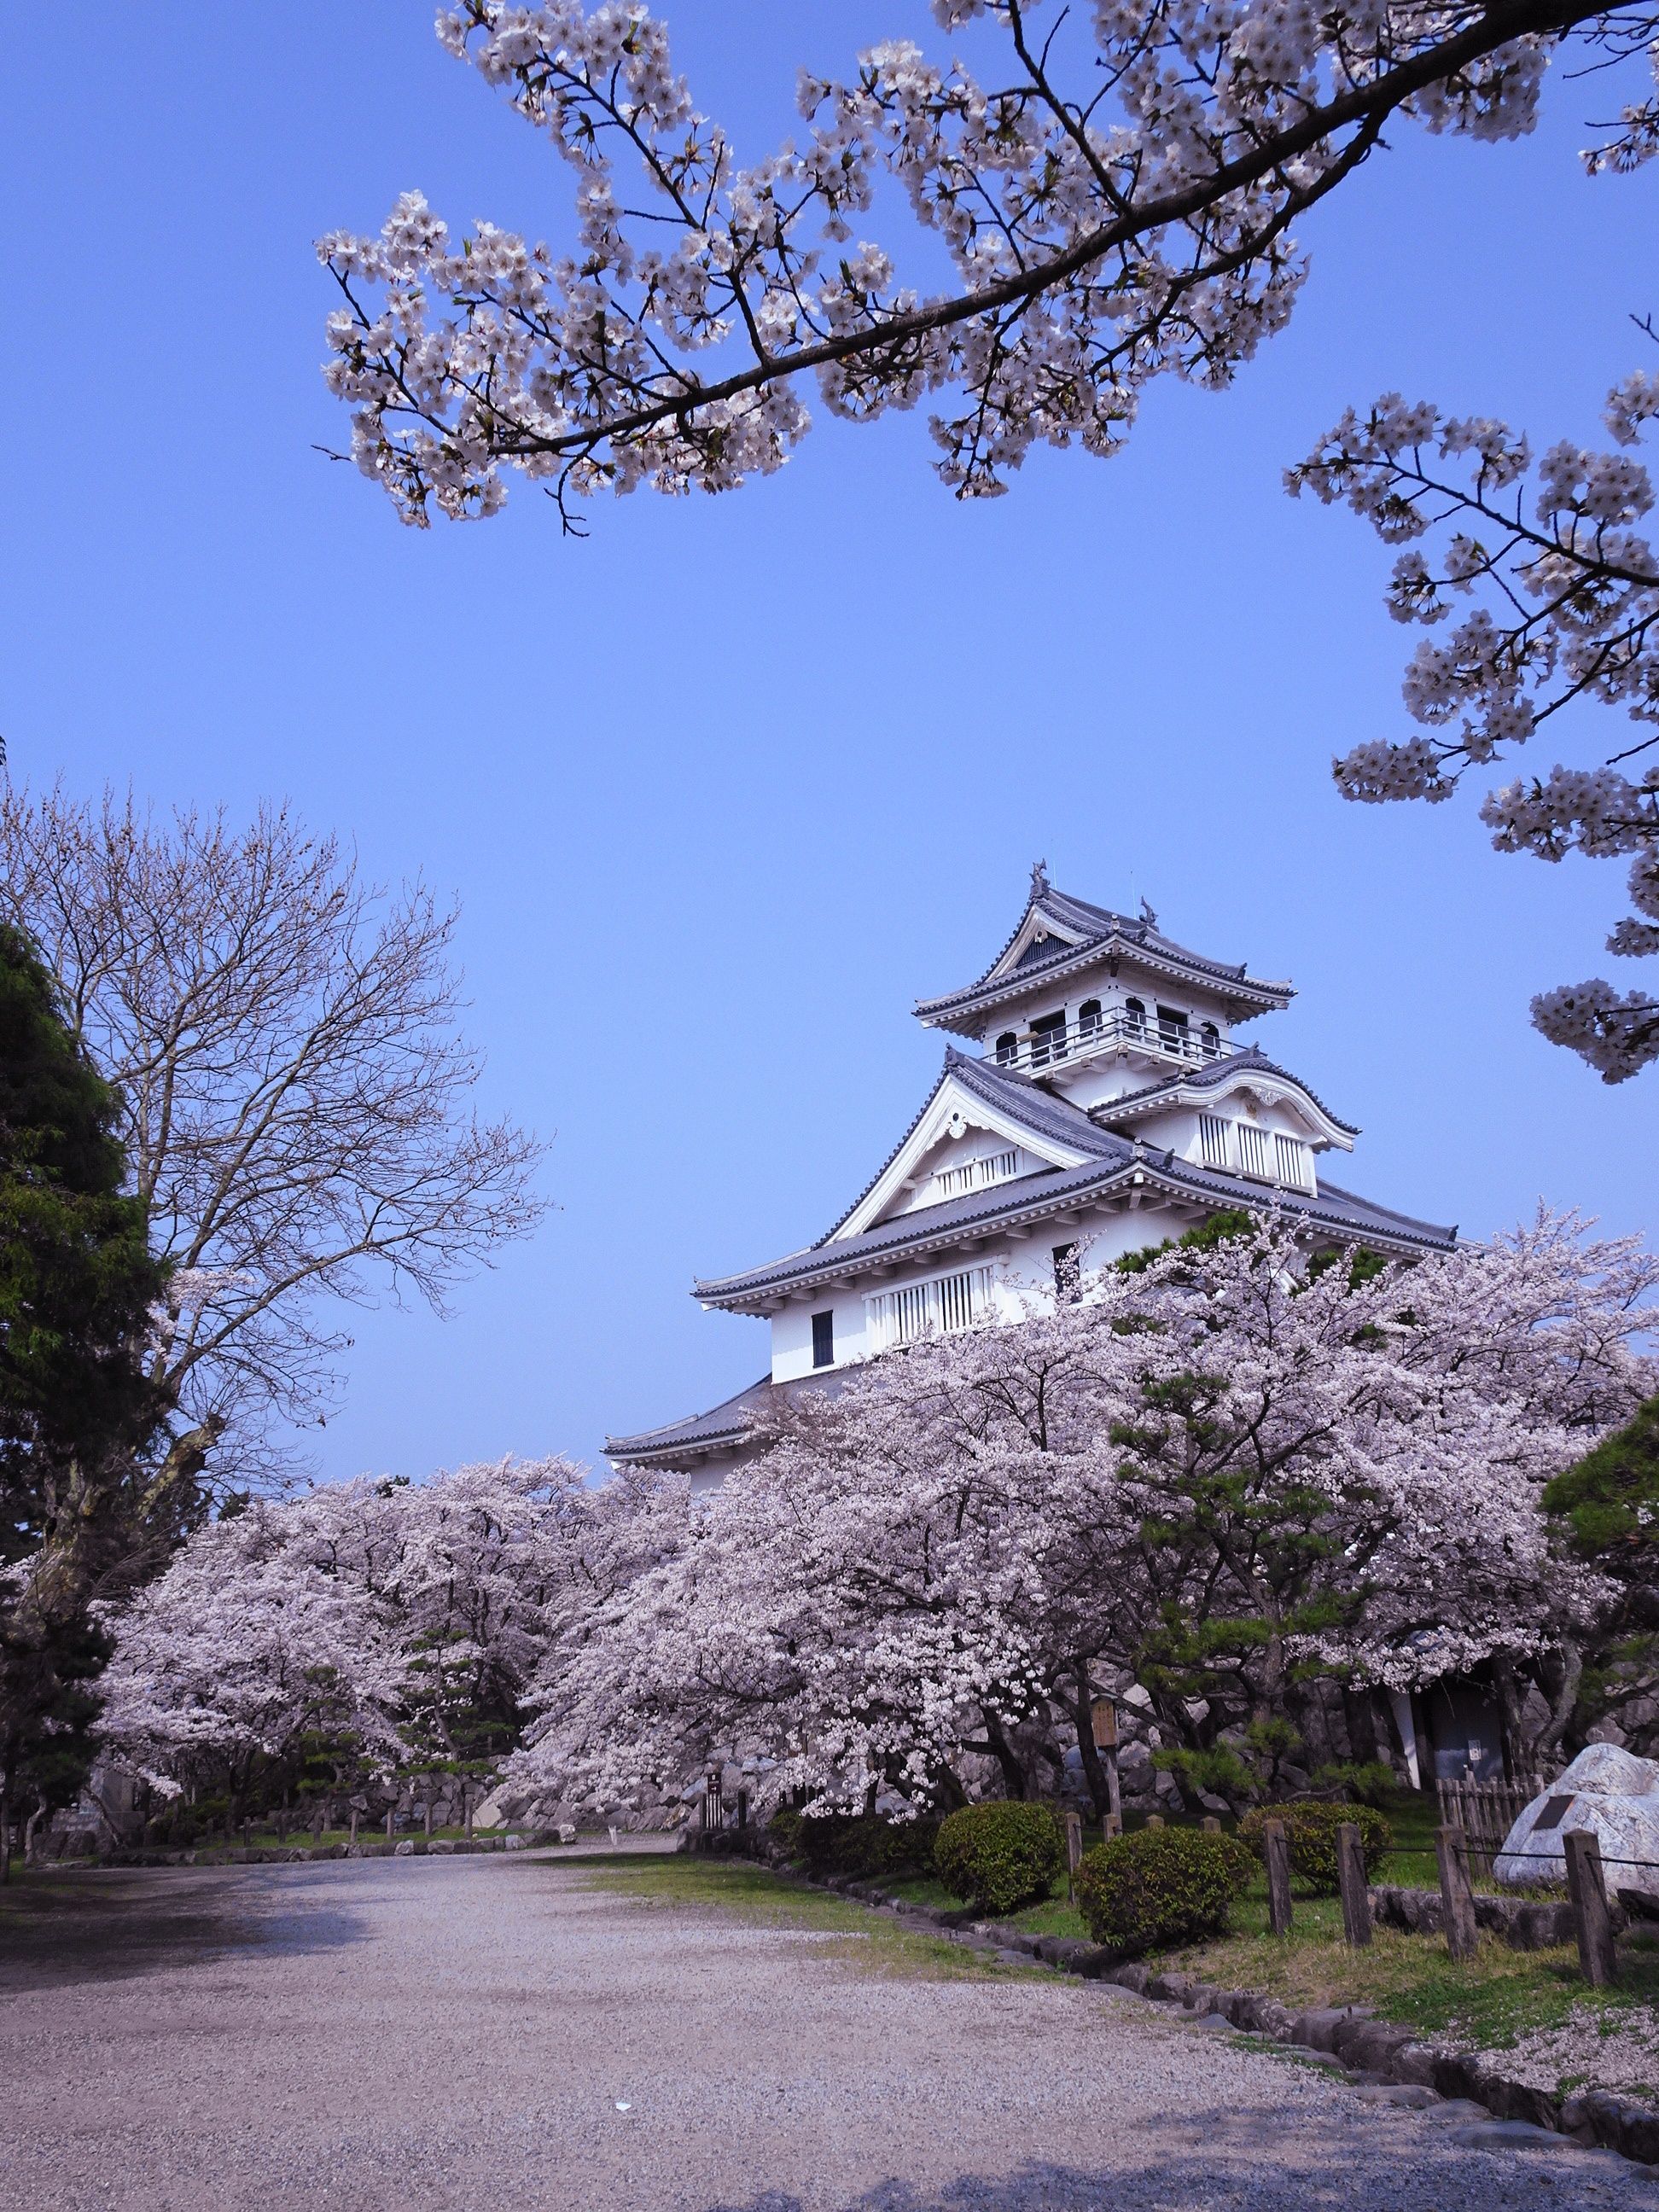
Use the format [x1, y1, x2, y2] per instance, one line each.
[1074, 1826, 1253, 1953]
[1237, 1800, 1392, 1893]
[0, 922, 164, 1544]
[0, 924, 168, 1843]
[1115, 1209, 1258, 1276]
[785, 1809, 940, 1879]
[934, 1801, 1064, 1915]
[1307, 1245, 1390, 1289]
[1545, 1395, 1659, 1583]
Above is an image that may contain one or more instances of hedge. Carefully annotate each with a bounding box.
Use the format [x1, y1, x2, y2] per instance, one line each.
[934, 1802, 1064, 1916]
[1074, 1826, 1253, 1954]
[1237, 1801, 1392, 1894]
[769, 1807, 940, 1880]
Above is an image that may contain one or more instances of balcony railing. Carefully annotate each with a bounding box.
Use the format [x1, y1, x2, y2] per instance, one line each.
[988, 1009, 1241, 1079]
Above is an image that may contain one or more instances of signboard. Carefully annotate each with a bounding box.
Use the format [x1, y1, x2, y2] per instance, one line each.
[1090, 1698, 1118, 1749]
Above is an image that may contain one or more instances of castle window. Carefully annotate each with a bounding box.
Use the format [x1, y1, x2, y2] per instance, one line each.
[1029, 1010, 1068, 1068]
[995, 1030, 1018, 1067]
[1200, 1021, 1221, 1060]
[1275, 1133, 1313, 1191]
[812, 1310, 835, 1368]
[867, 1266, 991, 1351]
[1052, 1243, 1081, 1303]
[1199, 1113, 1231, 1170]
[1156, 1004, 1190, 1054]
[1236, 1121, 1272, 1179]
[1078, 999, 1103, 1045]
[1124, 997, 1147, 1038]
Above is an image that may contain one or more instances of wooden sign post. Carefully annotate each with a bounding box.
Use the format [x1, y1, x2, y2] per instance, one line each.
[1064, 1810, 1084, 1901]
[1091, 1697, 1123, 1829]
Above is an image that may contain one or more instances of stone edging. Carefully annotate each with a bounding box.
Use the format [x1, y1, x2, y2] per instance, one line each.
[73, 1832, 546, 1868]
[771, 1857, 1659, 2168]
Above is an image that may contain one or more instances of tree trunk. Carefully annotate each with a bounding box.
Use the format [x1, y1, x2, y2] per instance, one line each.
[22, 1799, 46, 1865]
[981, 1714, 1029, 1800]
[1538, 1639, 1584, 1760]
[1, 1778, 10, 1885]
[1491, 1653, 1534, 1776]
[1342, 1686, 1380, 1767]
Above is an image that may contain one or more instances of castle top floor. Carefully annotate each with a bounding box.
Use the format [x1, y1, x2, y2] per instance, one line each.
[913, 865, 1295, 1113]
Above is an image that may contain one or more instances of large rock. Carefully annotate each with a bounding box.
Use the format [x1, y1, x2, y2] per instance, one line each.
[1493, 1743, 1659, 1901]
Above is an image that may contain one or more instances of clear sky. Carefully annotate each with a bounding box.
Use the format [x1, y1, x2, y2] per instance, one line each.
[3, 5, 1654, 1483]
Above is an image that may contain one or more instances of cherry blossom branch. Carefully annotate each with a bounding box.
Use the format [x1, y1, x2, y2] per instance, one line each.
[319, 0, 1615, 530]
[1292, 382, 1659, 1080]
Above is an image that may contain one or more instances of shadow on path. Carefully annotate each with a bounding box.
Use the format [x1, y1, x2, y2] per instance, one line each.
[0, 1866, 368, 1993]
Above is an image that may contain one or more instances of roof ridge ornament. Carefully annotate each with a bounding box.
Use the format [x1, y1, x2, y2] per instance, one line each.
[1030, 858, 1050, 899]
[1138, 894, 1159, 929]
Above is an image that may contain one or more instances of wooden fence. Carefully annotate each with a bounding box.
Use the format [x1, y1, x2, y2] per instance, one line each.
[1435, 1773, 1554, 1881]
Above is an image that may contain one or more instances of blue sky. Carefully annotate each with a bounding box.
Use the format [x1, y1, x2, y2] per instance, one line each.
[3, 6, 1654, 1481]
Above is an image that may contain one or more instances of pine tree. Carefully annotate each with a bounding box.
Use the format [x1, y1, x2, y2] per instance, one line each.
[0, 923, 166, 1872]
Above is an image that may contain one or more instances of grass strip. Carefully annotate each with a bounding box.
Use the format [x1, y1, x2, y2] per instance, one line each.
[573, 1854, 1044, 1982]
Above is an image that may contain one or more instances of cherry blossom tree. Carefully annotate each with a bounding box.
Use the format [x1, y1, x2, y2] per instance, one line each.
[506, 1210, 1656, 1817]
[97, 1455, 686, 1831]
[320, 4, 1659, 1073]
[321, 2, 1635, 530]
[1292, 377, 1659, 1080]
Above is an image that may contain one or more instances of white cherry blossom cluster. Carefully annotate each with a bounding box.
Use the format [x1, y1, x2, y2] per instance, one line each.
[318, 2, 1626, 530]
[98, 1454, 690, 1804]
[1292, 376, 1659, 1078]
[504, 1209, 1655, 1816]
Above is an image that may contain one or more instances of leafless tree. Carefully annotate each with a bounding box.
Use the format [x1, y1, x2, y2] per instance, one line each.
[0, 783, 550, 1528]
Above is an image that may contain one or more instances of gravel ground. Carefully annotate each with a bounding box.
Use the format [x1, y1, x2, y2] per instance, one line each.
[0, 1853, 1653, 2212]
[1458, 2010, 1659, 2103]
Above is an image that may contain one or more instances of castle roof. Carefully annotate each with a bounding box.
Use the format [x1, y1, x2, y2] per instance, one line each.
[1092, 1045, 1361, 1139]
[915, 875, 1294, 1035]
[690, 1051, 1452, 1315]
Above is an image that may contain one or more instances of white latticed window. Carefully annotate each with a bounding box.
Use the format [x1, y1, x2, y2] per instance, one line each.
[1236, 1121, 1273, 1180]
[867, 1266, 991, 1351]
[931, 1148, 1020, 1201]
[1199, 1113, 1231, 1169]
[1274, 1132, 1313, 1191]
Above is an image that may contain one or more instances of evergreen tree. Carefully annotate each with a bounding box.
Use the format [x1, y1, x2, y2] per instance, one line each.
[0, 922, 166, 1871]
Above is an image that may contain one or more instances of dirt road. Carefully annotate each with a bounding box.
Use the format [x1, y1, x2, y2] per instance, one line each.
[0, 1853, 1649, 2210]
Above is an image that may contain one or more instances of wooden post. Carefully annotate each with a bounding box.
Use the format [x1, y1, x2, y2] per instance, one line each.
[385, 1808, 394, 1840]
[1564, 1830, 1618, 1988]
[1145, 1813, 1165, 1830]
[423, 1801, 433, 1841]
[1435, 1824, 1479, 1962]
[1201, 1815, 1221, 1835]
[350, 1808, 360, 1848]
[463, 1790, 473, 1842]
[1264, 1818, 1293, 1936]
[1337, 1821, 1372, 1947]
[1103, 1813, 1123, 1840]
[1064, 1810, 1084, 1901]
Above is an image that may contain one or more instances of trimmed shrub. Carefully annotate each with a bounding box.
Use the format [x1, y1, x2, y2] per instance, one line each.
[934, 1802, 1065, 1916]
[1074, 1826, 1254, 1955]
[783, 1810, 940, 1880]
[1237, 1801, 1392, 1895]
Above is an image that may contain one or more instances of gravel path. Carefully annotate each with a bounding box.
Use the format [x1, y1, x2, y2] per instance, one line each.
[0, 1853, 1651, 2211]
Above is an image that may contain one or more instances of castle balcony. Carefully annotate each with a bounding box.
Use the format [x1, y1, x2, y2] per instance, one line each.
[987, 1006, 1242, 1080]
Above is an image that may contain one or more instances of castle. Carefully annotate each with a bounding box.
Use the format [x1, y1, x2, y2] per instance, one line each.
[607, 869, 1456, 1490]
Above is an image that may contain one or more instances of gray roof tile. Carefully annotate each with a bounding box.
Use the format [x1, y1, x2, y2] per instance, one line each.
[915, 884, 1293, 1027]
